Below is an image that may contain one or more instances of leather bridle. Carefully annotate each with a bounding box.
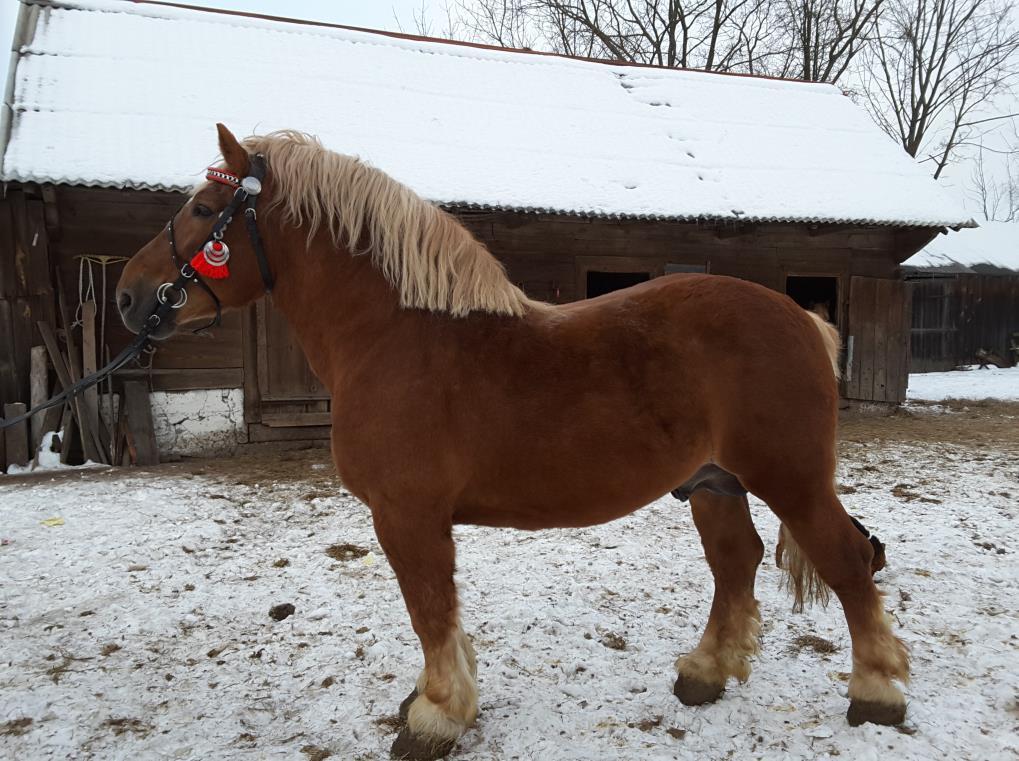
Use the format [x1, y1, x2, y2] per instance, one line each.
[162, 152, 274, 330]
[0, 153, 274, 432]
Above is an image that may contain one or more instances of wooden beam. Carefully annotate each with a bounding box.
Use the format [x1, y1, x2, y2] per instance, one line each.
[58, 405, 76, 465]
[80, 301, 108, 455]
[261, 412, 332, 428]
[894, 227, 943, 262]
[38, 320, 104, 464]
[712, 222, 757, 239]
[3, 402, 29, 471]
[805, 223, 877, 237]
[29, 345, 48, 453]
[122, 381, 159, 466]
[55, 282, 107, 464]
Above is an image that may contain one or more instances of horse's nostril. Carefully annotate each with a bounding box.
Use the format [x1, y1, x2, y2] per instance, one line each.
[118, 289, 133, 313]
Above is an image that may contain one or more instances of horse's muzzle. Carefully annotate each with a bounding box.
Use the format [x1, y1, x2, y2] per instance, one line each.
[117, 285, 177, 340]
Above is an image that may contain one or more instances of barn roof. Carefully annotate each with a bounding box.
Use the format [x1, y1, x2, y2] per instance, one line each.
[1, 0, 974, 228]
[905, 222, 1019, 275]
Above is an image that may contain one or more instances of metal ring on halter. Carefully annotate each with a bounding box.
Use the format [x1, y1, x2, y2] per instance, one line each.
[156, 282, 188, 308]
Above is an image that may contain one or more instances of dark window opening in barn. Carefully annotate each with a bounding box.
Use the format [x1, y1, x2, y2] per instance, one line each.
[586, 271, 651, 298]
[786, 276, 839, 323]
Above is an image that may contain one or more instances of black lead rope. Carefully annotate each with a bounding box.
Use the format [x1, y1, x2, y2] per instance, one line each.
[0, 153, 273, 433]
[0, 277, 185, 431]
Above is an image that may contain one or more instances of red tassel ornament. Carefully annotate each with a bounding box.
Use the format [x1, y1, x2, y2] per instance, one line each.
[191, 240, 231, 279]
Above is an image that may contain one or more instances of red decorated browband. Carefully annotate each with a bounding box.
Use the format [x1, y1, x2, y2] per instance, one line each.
[206, 167, 240, 188]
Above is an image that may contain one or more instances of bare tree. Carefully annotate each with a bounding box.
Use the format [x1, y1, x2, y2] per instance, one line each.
[968, 136, 1019, 220]
[772, 0, 883, 81]
[417, 1, 883, 81]
[440, 1, 781, 71]
[863, 0, 1019, 179]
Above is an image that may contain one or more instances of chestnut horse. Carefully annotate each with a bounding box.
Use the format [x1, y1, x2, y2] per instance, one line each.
[117, 125, 909, 759]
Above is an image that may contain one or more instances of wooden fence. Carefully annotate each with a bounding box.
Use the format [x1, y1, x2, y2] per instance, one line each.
[909, 274, 1019, 372]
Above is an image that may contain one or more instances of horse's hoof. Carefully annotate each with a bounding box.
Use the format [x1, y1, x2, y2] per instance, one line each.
[847, 699, 906, 727]
[673, 673, 725, 706]
[390, 727, 456, 760]
[398, 688, 419, 722]
[869, 537, 887, 574]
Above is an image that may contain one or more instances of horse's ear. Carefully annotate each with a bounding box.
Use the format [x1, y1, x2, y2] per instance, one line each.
[216, 123, 250, 176]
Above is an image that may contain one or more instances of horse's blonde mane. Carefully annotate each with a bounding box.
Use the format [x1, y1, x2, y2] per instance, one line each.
[240, 131, 535, 318]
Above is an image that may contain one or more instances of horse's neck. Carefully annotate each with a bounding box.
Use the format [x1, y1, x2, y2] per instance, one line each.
[266, 231, 403, 386]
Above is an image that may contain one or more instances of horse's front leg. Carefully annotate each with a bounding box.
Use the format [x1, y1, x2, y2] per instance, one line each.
[373, 506, 477, 760]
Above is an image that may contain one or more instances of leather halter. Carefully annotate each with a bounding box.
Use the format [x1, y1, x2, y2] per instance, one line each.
[163, 153, 274, 331]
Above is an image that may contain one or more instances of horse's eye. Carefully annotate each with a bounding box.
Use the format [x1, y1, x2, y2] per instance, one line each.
[193, 204, 214, 218]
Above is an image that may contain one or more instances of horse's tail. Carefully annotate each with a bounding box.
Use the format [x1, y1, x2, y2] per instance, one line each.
[775, 523, 831, 612]
[805, 308, 841, 379]
[774, 307, 842, 610]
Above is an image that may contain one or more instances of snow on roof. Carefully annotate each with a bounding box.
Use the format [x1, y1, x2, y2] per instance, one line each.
[905, 221, 1019, 274]
[1, 0, 973, 227]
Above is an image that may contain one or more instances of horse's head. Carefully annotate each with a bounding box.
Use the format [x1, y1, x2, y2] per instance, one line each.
[117, 124, 273, 339]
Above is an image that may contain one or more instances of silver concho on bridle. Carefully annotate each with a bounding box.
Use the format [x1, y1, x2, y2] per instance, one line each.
[241, 176, 262, 196]
[202, 236, 231, 267]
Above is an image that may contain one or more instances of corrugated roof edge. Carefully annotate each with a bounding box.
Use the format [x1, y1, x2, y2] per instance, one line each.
[0, 2, 43, 180]
[1, 171, 977, 229]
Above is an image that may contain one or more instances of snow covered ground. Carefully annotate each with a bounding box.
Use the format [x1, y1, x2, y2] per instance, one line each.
[1, 417, 1017, 760]
[908, 366, 1019, 402]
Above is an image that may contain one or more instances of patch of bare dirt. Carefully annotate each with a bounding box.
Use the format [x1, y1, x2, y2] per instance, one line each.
[840, 401, 1019, 450]
[600, 632, 627, 651]
[374, 714, 404, 732]
[269, 603, 296, 621]
[325, 544, 369, 561]
[628, 715, 662, 732]
[103, 717, 153, 737]
[301, 744, 332, 760]
[791, 635, 838, 655]
[1, 718, 32, 736]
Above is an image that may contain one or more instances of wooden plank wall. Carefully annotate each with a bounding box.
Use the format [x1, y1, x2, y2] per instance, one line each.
[49, 186, 244, 391]
[909, 277, 958, 372]
[909, 274, 1019, 370]
[33, 190, 923, 430]
[0, 191, 56, 410]
[461, 212, 904, 336]
[958, 275, 1019, 365]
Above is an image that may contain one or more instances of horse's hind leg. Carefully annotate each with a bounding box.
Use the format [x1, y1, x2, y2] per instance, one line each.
[674, 491, 764, 705]
[761, 479, 909, 726]
[372, 506, 477, 760]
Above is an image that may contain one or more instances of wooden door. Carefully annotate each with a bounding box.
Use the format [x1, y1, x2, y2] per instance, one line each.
[244, 300, 331, 438]
[844, 276, 911, 403]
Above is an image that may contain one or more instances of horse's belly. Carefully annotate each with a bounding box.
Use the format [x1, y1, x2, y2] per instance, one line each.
[455, 444, 700, 530]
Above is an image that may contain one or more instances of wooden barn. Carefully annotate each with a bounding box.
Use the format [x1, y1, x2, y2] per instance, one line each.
[905, 223, 1019, 372]
[0, 0, 973, 465]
